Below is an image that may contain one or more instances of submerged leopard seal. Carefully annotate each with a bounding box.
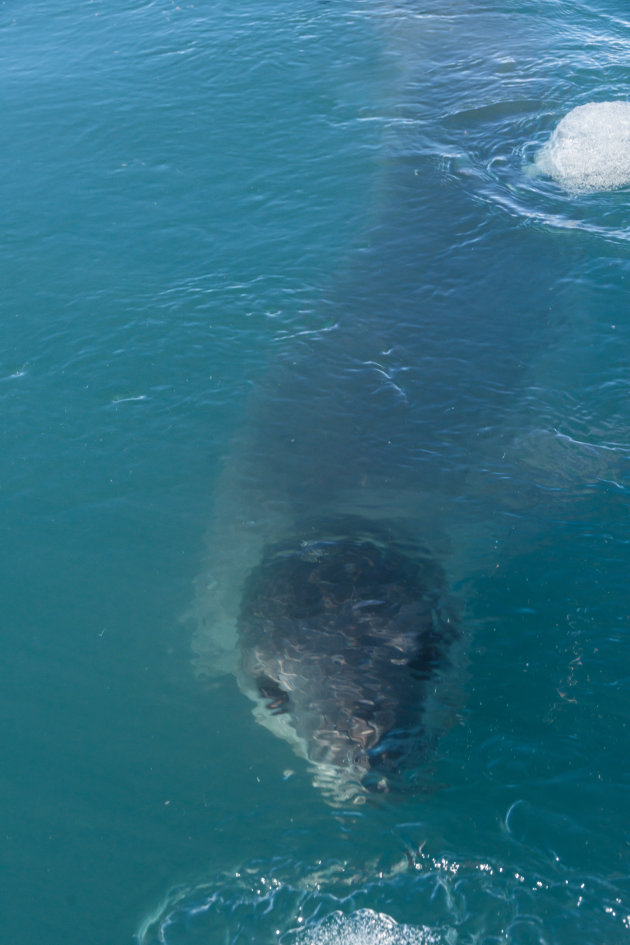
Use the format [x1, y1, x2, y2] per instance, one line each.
[237, 520, 461, 804]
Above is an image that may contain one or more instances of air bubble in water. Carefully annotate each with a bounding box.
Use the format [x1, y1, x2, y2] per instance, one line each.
[535, 101, 630, 193]
[293, 909, 438, 945]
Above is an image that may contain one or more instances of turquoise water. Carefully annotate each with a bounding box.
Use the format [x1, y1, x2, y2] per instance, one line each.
[3, 1, 630, 942]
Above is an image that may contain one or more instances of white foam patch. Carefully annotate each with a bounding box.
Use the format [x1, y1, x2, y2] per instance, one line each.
[294, 909, 439, 945]
[535, 101, 630, 192]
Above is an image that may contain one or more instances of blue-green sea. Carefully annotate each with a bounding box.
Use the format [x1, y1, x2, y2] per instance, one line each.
[3, 1, 630, 942]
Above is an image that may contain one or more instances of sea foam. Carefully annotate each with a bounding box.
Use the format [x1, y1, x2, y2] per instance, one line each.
[535, 101, 630, 192]
[295, 909, 438, 945]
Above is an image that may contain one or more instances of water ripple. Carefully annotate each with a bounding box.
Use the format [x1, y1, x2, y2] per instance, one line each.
[137, 849, 629, 945]
[384, 3, 630, 244]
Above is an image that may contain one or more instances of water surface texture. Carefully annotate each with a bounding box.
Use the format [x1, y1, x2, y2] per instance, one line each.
[2, 1, 630, 943]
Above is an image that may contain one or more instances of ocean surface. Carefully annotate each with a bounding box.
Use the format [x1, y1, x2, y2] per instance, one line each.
[3, 1, 630, 942]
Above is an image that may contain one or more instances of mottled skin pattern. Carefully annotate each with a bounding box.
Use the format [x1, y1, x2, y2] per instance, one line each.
[238, 527, 459, 799]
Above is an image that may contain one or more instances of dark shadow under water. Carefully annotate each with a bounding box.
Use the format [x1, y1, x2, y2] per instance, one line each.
[194, 148, 580, 803]
[233, 160, 569, 521]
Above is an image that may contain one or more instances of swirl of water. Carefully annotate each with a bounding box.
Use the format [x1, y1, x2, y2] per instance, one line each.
[136, 848, 629, 945]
